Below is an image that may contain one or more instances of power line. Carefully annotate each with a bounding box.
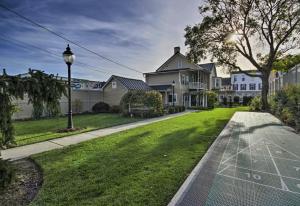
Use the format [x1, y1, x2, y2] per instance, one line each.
[0, 3, 143, 74]
[0, 35, 132, 77]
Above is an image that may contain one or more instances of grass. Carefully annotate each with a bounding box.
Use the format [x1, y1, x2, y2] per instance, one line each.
[13, 114, 141, 146]
[30, 107, 248, 206]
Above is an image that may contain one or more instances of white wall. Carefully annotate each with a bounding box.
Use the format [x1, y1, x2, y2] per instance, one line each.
[231, 72, 262, 91]
[12, 90, 101, 120]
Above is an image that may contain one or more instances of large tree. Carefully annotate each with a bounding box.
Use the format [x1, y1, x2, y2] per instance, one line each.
[0, 69, 66, 189]
[185, 0, 300, 110]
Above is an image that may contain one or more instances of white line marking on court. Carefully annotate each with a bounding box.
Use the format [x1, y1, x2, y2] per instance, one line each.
[217, 126, 235, 172]
[266, 142, 290, 191]
[217, 164, 231, 175]
[217, 173, 300, 195]
[220, 164, 300, 181]
[268, 141, 300, 160]
[234, 125, 242, 179]
[221, 139, 264, 164]
[273, 156, 300, 162]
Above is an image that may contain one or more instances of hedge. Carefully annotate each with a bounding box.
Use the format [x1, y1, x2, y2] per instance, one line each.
[120, 90, 163, 118]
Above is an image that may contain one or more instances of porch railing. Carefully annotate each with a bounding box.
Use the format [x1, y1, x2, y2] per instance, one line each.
[188, 82, 207, 90]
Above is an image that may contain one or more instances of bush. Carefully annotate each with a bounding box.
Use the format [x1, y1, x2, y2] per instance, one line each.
[110, 105, 120, 113]
[167, 106, 185, 114]
[233, 96, 240, 104]
[281, 108, 295, 126]
[222, 97, 228, 105]
[0, 159, 14, 191]
[206, 91, 217, 108]
[92, 102, 110, 113]
[271, 85, 300, 131]
[120, 90, 163, 118]
[249, 96, 261, 111]
[243, 96, 253, 106]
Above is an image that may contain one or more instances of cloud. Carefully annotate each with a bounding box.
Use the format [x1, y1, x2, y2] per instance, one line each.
[0, 0, 206, 80]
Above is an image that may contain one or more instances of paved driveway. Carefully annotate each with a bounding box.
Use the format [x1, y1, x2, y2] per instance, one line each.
[169, 112, 300, 206]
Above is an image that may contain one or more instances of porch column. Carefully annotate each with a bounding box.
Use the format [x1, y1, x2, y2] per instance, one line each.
[189, 94, 191, 107]
[202, 93, 205, 107]
[205, 94, 208, 107]
[165, 91, 168, 105]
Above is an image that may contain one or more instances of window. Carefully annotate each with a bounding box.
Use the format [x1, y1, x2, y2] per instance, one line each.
[181, 74, 189, 85]
[181, 74, 185, 85]
[112, 81, 117, 89]
[233, 84, 238, 90]
[242, 75, 245, 81]
[233, 75, 237, 82]
[249, 83, 256, 90]
[215, 79, 220, 88]
[177, 60, 183, 68]
[258, 83, 262, 90]
[185, 75, 189, 85]
[168, 94, 177, 103]
[240, 84, 247, 90]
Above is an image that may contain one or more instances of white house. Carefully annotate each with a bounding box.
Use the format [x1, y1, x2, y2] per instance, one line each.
[231, 70, 262, 102]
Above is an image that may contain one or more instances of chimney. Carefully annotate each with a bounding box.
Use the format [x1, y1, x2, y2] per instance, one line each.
[174, 46, 180, 54]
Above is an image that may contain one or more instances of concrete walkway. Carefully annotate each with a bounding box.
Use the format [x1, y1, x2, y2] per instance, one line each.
[169, 112, 300, 206]
[1, 111, 191, 160]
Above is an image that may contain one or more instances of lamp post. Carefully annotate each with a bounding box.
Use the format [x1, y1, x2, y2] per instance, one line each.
[172, 80, 175, 106]
[63, 44, 75, 129]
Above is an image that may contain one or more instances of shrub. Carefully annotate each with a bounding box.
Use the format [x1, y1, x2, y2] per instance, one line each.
[222, 97, 228, 105]
[249, 96, 261, 111]
[243, 96, 253, 106]
[233, 96, 240, 104]
[271, 85, 300, 131]
[0, 159, 14, 191]
[120, 90, 163, 117]
[167, 106, 185, 114]
[92, 102, 110, 113]
[281, 108, 295, 126]
[206, 91, 217, 108]
[110, 105, 120, 113]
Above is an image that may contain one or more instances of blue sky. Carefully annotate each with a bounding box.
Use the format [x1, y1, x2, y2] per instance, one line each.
[0, 0, 207, 81]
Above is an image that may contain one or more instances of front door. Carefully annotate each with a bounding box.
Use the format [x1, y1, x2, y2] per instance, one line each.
[191, 94, 197, 106]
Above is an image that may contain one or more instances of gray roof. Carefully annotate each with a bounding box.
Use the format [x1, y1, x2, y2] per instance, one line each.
[221, 77, 231, 85]
[150, 84, 172, 91]
[112, 75, 151, 90]
[198, 63, 215, 72]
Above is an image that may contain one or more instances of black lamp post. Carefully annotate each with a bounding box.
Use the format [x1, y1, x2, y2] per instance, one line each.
[172, 80, 175, 106]
[63, 44, 75, 129]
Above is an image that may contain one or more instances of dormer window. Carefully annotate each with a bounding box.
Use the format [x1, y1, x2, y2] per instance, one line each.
[177, 59, 183, 68]
[112, 81, 117, 89]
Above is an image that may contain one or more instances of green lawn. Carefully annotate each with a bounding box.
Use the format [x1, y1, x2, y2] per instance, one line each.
[31, 107, 248, 206]
[13, 114, 141, 146]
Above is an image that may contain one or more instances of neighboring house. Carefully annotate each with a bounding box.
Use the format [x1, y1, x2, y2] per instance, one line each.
[100, 75, 151, 106]
[269, 63, 300, 95]
[231, 70, 262, 102]
[217, 77, 234, 103]
[144, 47, 217, 107]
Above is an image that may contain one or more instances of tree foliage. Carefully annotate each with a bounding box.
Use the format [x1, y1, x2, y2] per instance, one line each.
[185, 0, 300, 110]
[120, 90, 163, 117]
[272, 54, 300, 71]
[0, 69, 66, 147]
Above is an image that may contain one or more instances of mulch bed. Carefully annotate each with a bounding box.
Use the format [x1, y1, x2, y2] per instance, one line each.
[0, 159, 43, 206]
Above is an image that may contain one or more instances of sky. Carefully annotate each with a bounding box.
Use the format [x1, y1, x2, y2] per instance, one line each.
[0, 0, 230, 81]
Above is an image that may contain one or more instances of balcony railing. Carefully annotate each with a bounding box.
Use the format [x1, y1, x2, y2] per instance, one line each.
[188, 82, 207, 90]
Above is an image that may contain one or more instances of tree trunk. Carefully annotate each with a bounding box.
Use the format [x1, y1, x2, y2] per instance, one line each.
[261, 72, 270, 111]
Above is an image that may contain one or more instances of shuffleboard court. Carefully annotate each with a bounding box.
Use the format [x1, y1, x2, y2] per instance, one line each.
[169, 112, 300, 206]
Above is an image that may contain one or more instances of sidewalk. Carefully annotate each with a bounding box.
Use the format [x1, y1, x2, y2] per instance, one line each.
[168, 112, 300, 206]
[1, 111, 191, 160]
